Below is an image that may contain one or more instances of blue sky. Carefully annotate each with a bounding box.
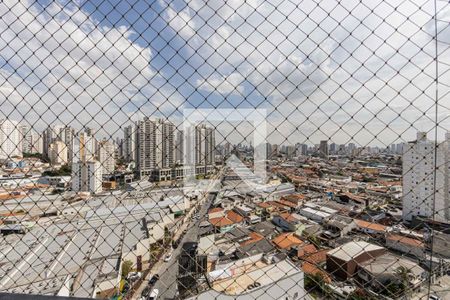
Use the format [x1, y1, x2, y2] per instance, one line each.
[1, 0, 450, 146]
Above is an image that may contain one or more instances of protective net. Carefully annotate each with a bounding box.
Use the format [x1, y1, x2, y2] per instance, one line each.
[1, 0, 450, 299]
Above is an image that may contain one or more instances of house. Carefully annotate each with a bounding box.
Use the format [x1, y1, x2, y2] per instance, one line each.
[209, 210, 245, 233]
[301, 262, 331, 283]
[327, 241, 386, 280]
[322, 215, 356, 238]
[272, 212, 307, 233]
[281, 193, 306, 208]
[385, 234, 425, 258]
[354, 219, 387, 235]
[249, 221, 278, 240]
[357, 252, 426, 291]
[272, 232, 304, 253]
[208, 207, 225, 220]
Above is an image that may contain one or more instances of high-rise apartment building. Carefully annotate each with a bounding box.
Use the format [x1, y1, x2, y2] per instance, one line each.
[0, 119, 22, 160]
[72, 160, 102, 194]
[123, 125, 136, 163]
[135, 118, 175, 177]
[175, 129, 184, 164]
[72, 131, 102, 194]
[49, 140, 68, 165]
[319, 140, 328, 158]
[195, 124, 215, 166]
[98, 140, 116, 175]
[402, 132, 450, 222]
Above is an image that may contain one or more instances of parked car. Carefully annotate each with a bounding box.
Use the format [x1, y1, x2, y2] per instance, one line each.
[429, 295, 441, 300]
[148, 274, 160, 285]
[141, 286, 150, 298]
[148, 289, 159, 300]
[127, 271, 142, 281]
[164, 251, 173, 262]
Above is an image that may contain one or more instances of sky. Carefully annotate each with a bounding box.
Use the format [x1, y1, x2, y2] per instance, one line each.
[0, 0, 450, 147]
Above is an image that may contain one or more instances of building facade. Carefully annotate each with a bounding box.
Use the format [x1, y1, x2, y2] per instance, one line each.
[403, 132, 450, 222]
[0, 119, 22, 160]
[49, 140, 68, 165]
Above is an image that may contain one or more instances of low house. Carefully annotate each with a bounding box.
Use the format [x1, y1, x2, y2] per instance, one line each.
[357, 252, 426, 291]
[208, 207, 225, 220]
[327, 241, 386, 280]
[385, 234, 425, 258]
[250, 221, 278, 240]
[354, 219, 387, 235]
[209, 210, 245, 233]
[281, 193, 306, 208]
[272, 232, 304, 254]
[272, 212, 306, 232]
[322, 215, 356, 238]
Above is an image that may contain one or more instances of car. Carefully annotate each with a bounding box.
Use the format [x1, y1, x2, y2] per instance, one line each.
[164, 252, 173, 262]
[141, 286, 150, 298]
[127, 271, 142, 281]
[148, 274, 159, 285]
[148, 288, 159, 300]
[429, 296, 441, 300]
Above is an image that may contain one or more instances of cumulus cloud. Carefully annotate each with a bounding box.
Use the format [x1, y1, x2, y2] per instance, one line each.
[158, 0, 450, 145]
[1, 0, 449, 145]
[0, 0, 184, 137]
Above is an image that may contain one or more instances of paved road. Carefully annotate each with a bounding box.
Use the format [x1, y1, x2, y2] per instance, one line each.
[151, 192, 215, 299]
[413, 275, 450, 300]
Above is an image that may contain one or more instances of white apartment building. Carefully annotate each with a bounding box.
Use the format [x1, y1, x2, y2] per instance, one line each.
[123, 125, 136, 162]
[195, 124, 215, 166]
[49, 140, 68, 165]
[72, 160, 102, 194]
[135, 118, 174, 177]
[98, 140, 115, 175]
[403, 132, 450, 222]
[0, 119, 22, 160]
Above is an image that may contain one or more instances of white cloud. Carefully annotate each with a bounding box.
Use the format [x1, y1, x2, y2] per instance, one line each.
[197, 73, 245, 95]
[0, 0, 184, 137]
[162, 0, 450, 145]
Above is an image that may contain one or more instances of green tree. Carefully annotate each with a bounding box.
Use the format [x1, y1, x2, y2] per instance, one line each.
[121, 260, 133, 279]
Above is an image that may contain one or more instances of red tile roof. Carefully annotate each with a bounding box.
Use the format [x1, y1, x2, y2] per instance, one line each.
[301, 262, 331, 283]
[227, 210, 244, 223]
[355, 219, 387, 232]
[208, 207, 224, 214]
[240, 232, 264, 246]
[272, 232, 304, 249]
[297, 244, 317, 257]
[209, 217, 234, 227]
[387, 234, 424, 248]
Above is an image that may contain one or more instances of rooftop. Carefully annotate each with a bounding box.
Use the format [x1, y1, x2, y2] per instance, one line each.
[327, 241, 385, 262]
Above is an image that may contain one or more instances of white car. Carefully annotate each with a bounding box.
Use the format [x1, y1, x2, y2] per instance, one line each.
[127, 271, 142, 281]
[149, 288, 159, 300]
[164, 252, 173, 262]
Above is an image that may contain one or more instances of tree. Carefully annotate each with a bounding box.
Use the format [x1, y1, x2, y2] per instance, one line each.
[121, 260, 133, 279]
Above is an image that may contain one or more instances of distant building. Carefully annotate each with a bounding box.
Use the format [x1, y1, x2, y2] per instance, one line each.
[49, 140, 68, 165]
[123, 124, 136, 163]
[72, 160, 102, 194]
[0, 119, 22, 160]
[72, 131, 102, 194]
[402, 132, 450, 222]
[195, 124, 215, 166]
[98, 140, 115, 175]
[175, 129, 184, 164]
[135, 118, 175, 177]
[319, 140, 328, 158]
[42, 125, 74, 162]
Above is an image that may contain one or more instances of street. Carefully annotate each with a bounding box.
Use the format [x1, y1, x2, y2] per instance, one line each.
[151, 192, 215, 299]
